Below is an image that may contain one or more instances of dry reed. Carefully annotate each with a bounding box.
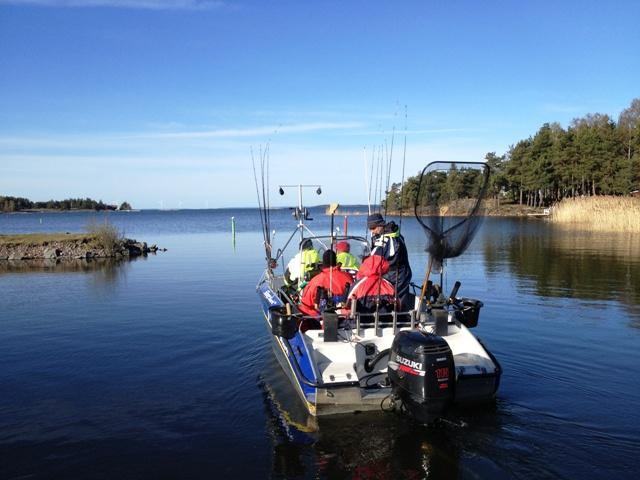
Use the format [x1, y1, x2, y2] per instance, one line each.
[85, 219, 122, 255]
[550, 196, 640, 232]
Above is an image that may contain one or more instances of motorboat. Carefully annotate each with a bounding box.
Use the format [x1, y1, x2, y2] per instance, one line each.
[255, 162, 501, 423]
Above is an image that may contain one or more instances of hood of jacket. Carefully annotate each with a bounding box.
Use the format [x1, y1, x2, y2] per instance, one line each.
[357, 255, 389, 279]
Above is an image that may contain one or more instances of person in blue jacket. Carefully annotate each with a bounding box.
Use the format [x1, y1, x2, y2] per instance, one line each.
[367, 212, 413, 310]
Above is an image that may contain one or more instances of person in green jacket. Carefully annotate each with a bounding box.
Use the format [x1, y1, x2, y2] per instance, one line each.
[284, 238, 320, 287]
[335, 240, 360, 271]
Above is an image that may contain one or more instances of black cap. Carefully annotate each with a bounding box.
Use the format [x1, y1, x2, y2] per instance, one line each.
[367, 213, 385, 229]
[300, 238, 313, 250]
[322, 249, 337, 267]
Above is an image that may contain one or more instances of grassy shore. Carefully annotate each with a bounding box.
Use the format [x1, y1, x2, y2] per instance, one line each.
[0, 233, 93, 245]
[551, 196, 640, 232]
[0, 231, 156, 260]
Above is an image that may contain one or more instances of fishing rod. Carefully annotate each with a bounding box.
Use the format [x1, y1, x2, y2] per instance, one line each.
[364, 146, 371, 216]
[369, 147, 376, 214]
[252, 148, 270, 267]
[264, 144, 271, 256]
[382, 126, 395, 219]
[252, 143, 278, 271]
[260, 145, 272, 261]
[378, 144, 385, 208]
[391, 108, 407, 313]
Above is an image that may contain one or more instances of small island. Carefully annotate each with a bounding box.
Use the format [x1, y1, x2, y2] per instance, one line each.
[0, 233, 163, 262]
[0, 196, 134, 213]
[0, 221, 163, 262]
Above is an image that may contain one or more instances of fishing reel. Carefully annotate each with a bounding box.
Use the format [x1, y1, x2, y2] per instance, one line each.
[291, 207, 313, 221]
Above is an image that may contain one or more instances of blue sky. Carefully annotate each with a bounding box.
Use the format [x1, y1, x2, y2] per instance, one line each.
[1, 0, 639, 209]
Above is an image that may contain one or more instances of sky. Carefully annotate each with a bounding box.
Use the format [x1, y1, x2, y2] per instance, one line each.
[1, 0, 639, 209]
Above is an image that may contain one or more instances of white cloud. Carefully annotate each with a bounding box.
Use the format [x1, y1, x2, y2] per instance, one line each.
[0, 0, 225, 10]
[0, 118, 505, 208]
[345, 128, 483, 137]
[0, 121, 367, 152]
[139, 122, 366, 139]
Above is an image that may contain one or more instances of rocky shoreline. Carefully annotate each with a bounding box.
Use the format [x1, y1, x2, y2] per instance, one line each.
[0, 236, 164, 261]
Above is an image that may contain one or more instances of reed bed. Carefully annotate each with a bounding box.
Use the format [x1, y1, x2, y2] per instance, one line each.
[550, 196, 640, 232]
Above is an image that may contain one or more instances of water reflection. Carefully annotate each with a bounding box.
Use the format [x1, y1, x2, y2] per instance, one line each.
[484, 225, 640, 320]
[263, 390, 512, 479]
[314, 415, 462, 479]
[0, 257, 137, 289]
[261, 359, 507, 479]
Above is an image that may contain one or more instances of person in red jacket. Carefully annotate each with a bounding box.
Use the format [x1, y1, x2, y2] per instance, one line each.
[347, 255, 397, 313]
[298, 249, 353, 317]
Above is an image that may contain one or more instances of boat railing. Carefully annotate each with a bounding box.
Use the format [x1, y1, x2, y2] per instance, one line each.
[351, 309, 416, 337]
[289, 309, 416, 338]
[269, 285, 418, 339]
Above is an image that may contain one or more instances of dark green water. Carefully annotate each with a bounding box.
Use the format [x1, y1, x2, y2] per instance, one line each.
[1, 209, 638, 479]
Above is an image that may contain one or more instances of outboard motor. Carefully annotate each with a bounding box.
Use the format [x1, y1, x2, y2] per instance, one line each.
[388, 330, 455, 423]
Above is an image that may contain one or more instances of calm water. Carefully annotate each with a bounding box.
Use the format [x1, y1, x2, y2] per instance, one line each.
[1, 209, 639, 479]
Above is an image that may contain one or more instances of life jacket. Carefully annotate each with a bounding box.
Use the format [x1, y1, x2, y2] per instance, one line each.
[301, 248, 321, 275]
[298, 266, 353, 316]
[370, 222, 412, 297]
[284, 248, 321, 287]
[336, 251, 360, 270]
[348, 256, 396, 313]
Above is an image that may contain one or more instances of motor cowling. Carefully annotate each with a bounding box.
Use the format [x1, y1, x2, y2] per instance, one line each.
[388, 330, 455, 423]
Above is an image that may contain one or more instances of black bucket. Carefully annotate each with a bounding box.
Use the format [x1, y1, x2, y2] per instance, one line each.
[459, 298, 483, 328]
[270, 308, 298, 340]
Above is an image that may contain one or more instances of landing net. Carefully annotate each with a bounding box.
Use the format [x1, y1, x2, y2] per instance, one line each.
[413, 161, 490, 267]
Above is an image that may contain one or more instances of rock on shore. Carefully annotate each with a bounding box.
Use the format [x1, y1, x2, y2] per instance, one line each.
[0, 237, 164, 261]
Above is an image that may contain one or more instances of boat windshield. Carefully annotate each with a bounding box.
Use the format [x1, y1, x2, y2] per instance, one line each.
[283, 235, 370, 268]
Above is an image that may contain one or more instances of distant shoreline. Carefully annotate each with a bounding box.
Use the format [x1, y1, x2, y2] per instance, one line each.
[328, 202, 547, 218]
[2, 208, 138, 214]
[1, 203, 548, 217]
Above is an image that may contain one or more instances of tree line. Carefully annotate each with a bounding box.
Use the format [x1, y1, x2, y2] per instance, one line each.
[385, 98, 640, 210]
[1, 196, 132, 213]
